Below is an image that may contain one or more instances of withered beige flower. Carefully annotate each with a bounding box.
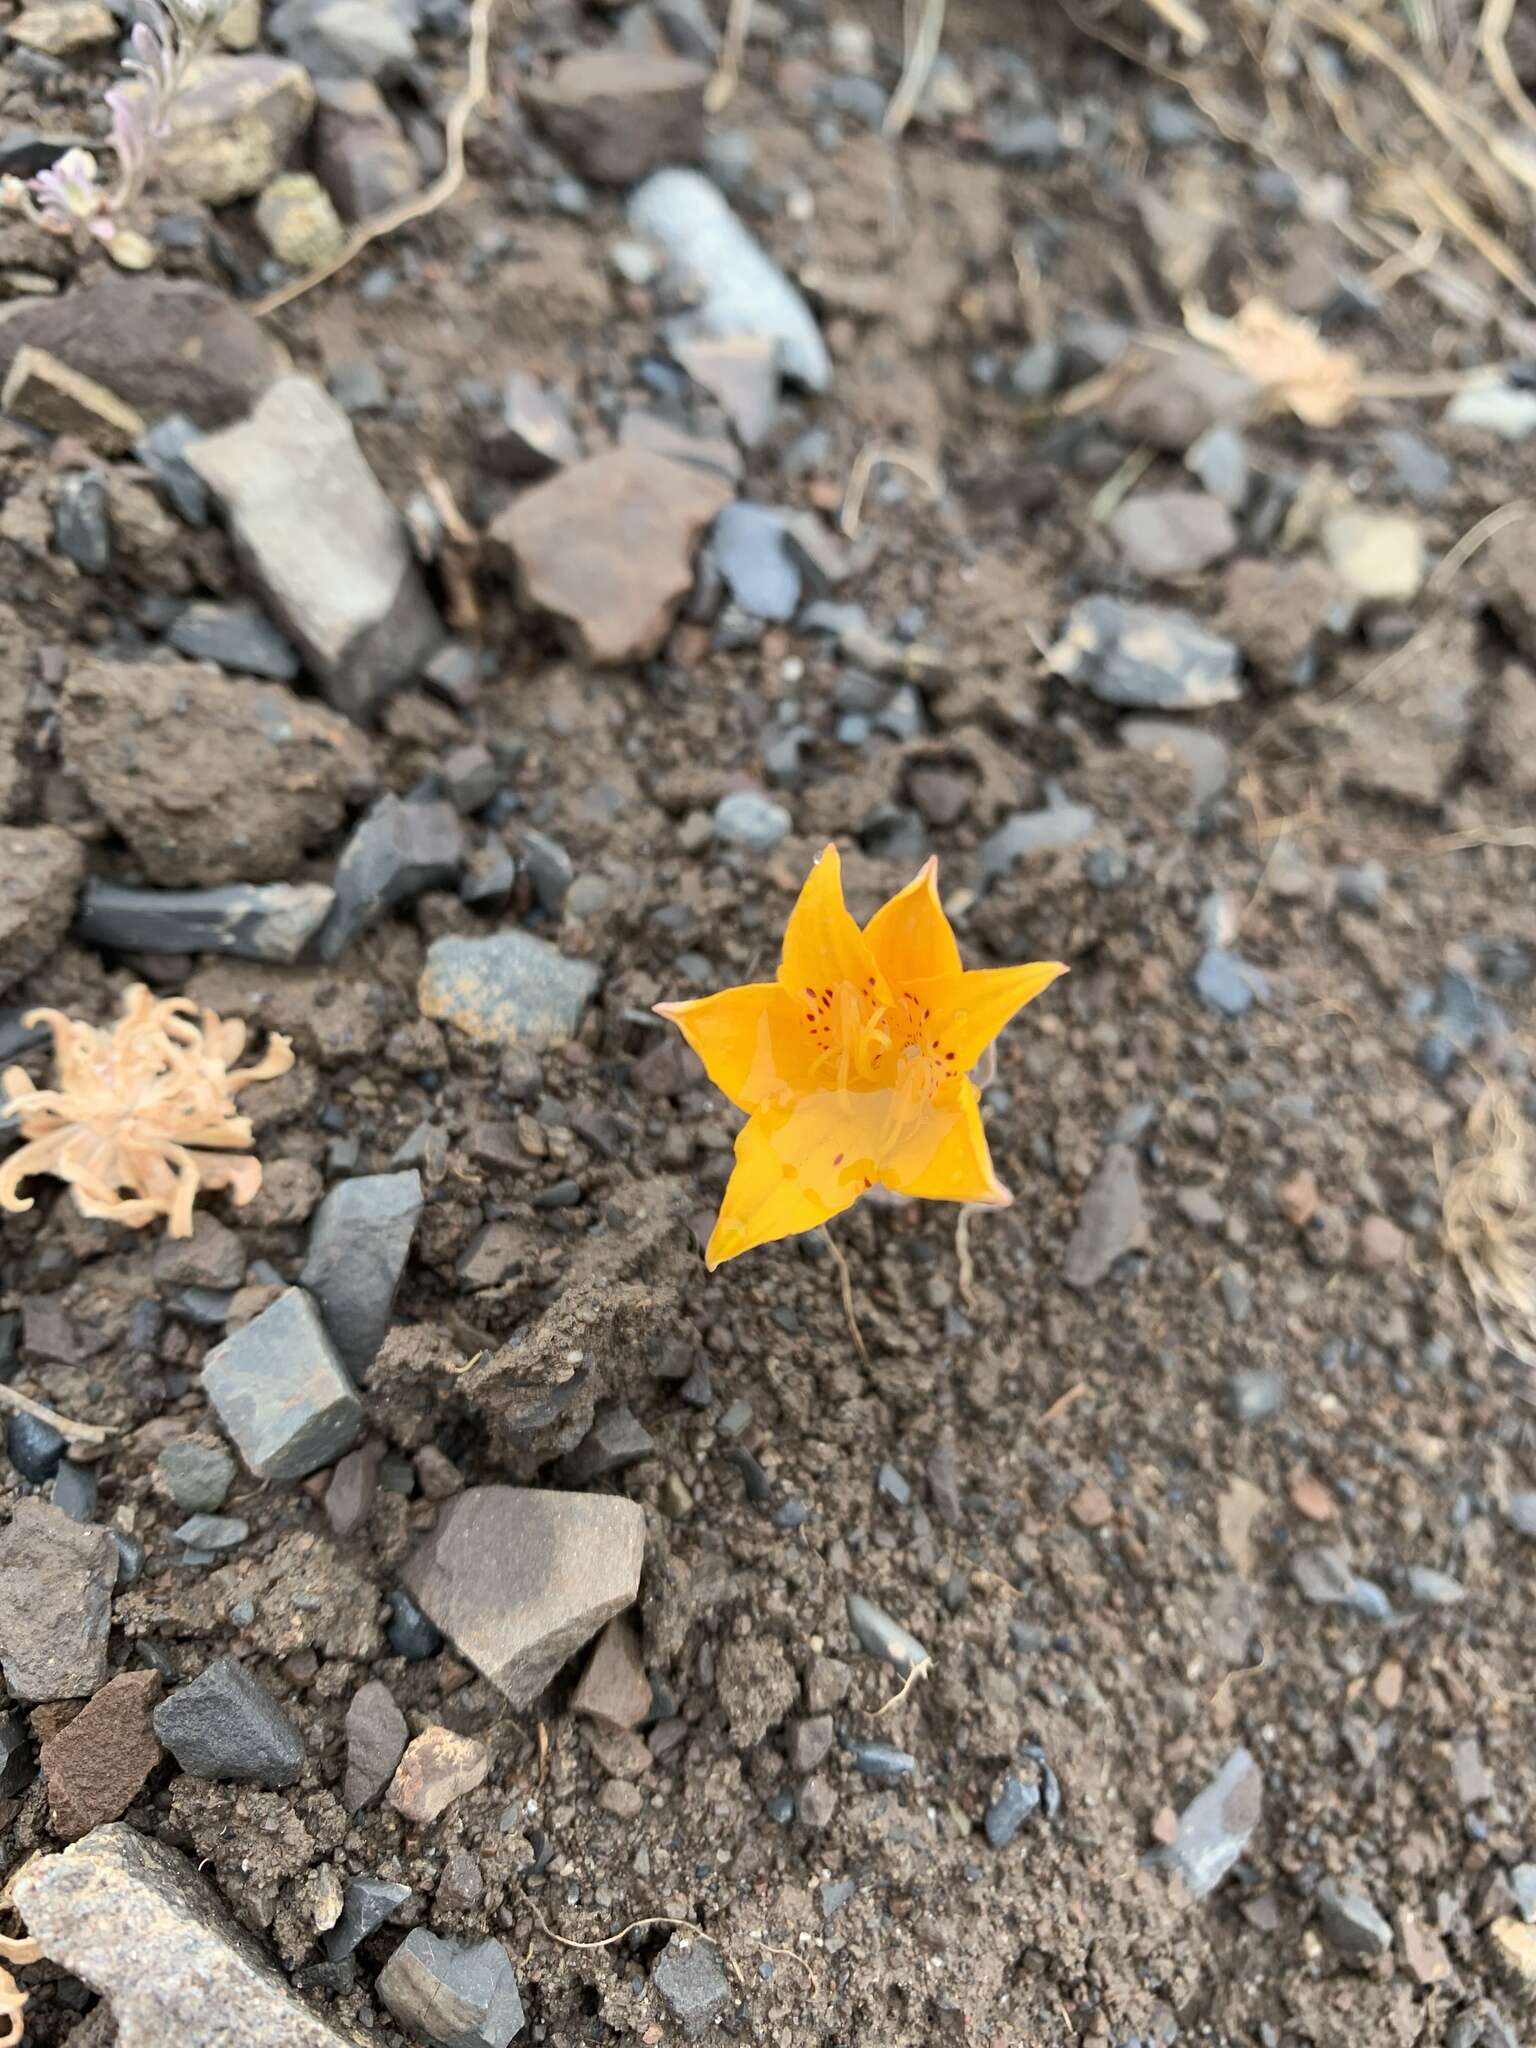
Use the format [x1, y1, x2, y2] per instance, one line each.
[0, 1932, 38, 2046]
[0, 985, 293, 1238]
[1183, 295, 1362, 428]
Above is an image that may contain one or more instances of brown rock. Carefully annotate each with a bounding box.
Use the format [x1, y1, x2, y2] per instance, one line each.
[488, 448, 733, 665]
[60, 659, 374, 886]
[1357, 1214, 1407, 1268]
[585, 1724, 652, 1779]
[1070, 1481, 1114, 1530]
[715, 1636, 797, 1748]
[9, 1, 116, 53]
[0, 276, 285, 429]
[1108, 492, 1236, 582]
[1219, 556, 1354, 681]
[1, 346, 145, 454]
[41, 1671, 163, 1840]
[387, 1726, 489, 1823]
[402, 1485, 646, 1706]
[325, 1440, 381, 1540]
[147, 53, 316, 206]
[598, 1778, 643, 1819]
[787, 1714, 834, 1774]
[312, 78, 420, 223]
[571, 1615, 651, 1731]
[0, 1500, 117, 1702]
[343, 1678, 406, 1811]
[1274, 1168, 1318, 1228]
[670, 334, 778, 448]
[522, 51, 707, 185]
[0, 823, 85, 996]
[1102, 344, 1261, 452]
[1062, 1143, 1149, 1290]
[1478, 663, 1536, 800]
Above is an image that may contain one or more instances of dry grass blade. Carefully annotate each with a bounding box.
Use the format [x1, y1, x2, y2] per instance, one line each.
[1481, 0, 1536, 136]
[0, 1383, 110, 1445]
[1138, 0, 1210, 49]
[884, 0, 948, 139]
[705, 0, 755, 114]
[840, 441, 944, 538]
[1383, 164, 1536, 314]
[1441, 1082, 1536, 1370]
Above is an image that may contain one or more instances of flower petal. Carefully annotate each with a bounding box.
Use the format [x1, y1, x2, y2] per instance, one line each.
[654, 982, 808, 1114]
[705, 1088, 890, 1268]
[777, 844, 887, 1006]
[881, 1082, 1009, 1205]
[906, 961, 1068, 1074]
[862, 856, 962, 985]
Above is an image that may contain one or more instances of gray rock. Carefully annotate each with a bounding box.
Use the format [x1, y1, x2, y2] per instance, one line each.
[1291, 1546, 1393, 1619]
[1193, 948, 1270, 1017]
[652, 1932, 729, 2036]
[173, 1514, 248, 1551]
[51, 1460, 100, 1524]
[1404, 1565, 1465, 1607]
[709, 502, 800, 621]
[848, 1738, 916, 1779]
[12, 1823, 355, 2047]
[419, 931, 601, 1048]
[1445, 384, 1536, 443]
[153, 1657, 304, 1785]
[1048, 597, 1243, 710]
[1108, 491, 1237, 581]
[403, 1485, 646, 1706]
[1157, 1747, 1261, 1901]
[76, 879, 335, 964]
[1315, 1879, 1393, 1957]
[54, 470, 111, 574]
[377, 1930, 525, 2048]
[978, 791, 1096, 884]
[846, 1592, 929, 1675]
[1184, 425, 1249, 509]
[518, 828, 574, 917]
[300, 1170, 423, 1378]
[713, 788, 791, 853]
[324, 1876, 411, 1961]
[312, 76, 420, 223]
[1510, 1864, 1536, 1922]
[1121, 718, 1231, 811]
[629, 168, 831, 391]
[0, 1499, 116, 1701]
[984, 1774, 1041, 1848]
[1506, 1491, 1536, 1537]
[201, 1286, 365, 1482]
[1063, 1143, 1149, 1290]
[186, 375, 441, 723]
[485, 371, 581, 478]
[344, 1678, 408, 1811]
[1225, 1370, 1283, 1424]
[269, 0, 416, 80]
[440, 743, 498, 816]
[559, 1405, 656, 1483]
[0, 1713, 32, 1798]
[135, 413, 209, 525]
[1379, 426, 1451, 505]
[318, 795, 463, 961]
[168, 600, 301, 680]
[157, 1441, 236, 1512]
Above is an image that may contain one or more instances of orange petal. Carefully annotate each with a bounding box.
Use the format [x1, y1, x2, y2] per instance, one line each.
[704, 1088, 890, 1268]
[862, 855, 962, 985]
[880, 1082, 1010, 1206]
[906, 961, 1068, 1074]
[776, 844, 887, 1007]
[654, 982, 808, 1114]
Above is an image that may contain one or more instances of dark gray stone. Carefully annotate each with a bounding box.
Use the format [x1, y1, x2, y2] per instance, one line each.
[386, 1588, 443, 1661]
[439, 743, 498, 816]
[652, 1932, 729, 2036]
[1158, 1746, 1261, 1901]
[344, 1679, 407, 1810]
[318, 796, 462, 962]
[519, 829, 574, 918]
[1194, 949, 1271, 1017]
[984, 1774, 1041, 1848]
[201, 1286, 365, 1482]
[376, 1929, 526, 2048]
[76, 878, 335, 964]
[50, 1460, 99, 1523]
[1225, 1370, 1283, 1424]
[845, 1592, 928, 1675]
[7, 1409, 65, 1481]
[153, 1656, 304, 1785]
[979, 791, 1096, 884]
[0, 1712, 32, 1797]
[1315, 1879, 1393, 1957]
[324, 1876, 412, 1961]
[173, 1514, 249, 1551]
[54, 471, 110, 574]
[1063, 1143, 1149, 1290]
[1048, 596, 1243, 710]
[418, 932, 601, 1048]
[135, 413, 209, 525]
[713, 788, 791, 853]
[300, 1170, 423, 1377]
[709, 503, 800, 622]
[486, 371, 580, 478]
[157, 1442, 236, 1512]
[848, 1739, 915, 1779]
[167, 600, 301, 680]
[558, 1404, 656, 1483]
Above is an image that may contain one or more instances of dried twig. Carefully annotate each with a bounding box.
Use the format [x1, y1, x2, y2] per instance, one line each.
[705, 0, 755, 114]
[870, 1654, 931, 1720]
[416, 461, 482, 635]
[1138, 0, 1210, 48]
[254, 0, 500, 318]
[527, 1903, 717, 1956]
[824, 1226, 868, 1364]
[0, 1382, 110, 1446]
[883, 0, 948, 140]
[1481, 0, 1536, 135]
[1039, 1382, 1089, 1428]
[840, 442, 944, 539]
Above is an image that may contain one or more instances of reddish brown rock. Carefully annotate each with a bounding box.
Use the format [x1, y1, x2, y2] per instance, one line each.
[521, 51, 707, 185]
[386, 1726, 488, 1823]
[41, 1671, 163, 1841]
[488, 449, 732, 666]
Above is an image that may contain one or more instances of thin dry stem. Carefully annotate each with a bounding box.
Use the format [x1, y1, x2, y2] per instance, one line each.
[1139, 0, 1210, 48]
[824, 1227, 868, 1364]
[840, 441, 944, 539]
[1481, 0, 1536, 135]
[883, 0, 948, 139]
[254, 0, 501, 318]
[0, 1382, 110, 1445]
[705, 0, 755, 114]
[870, 1654, 931, 1720]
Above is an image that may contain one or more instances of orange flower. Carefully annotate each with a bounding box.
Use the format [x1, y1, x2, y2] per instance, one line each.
[657, 845, 1066, 1268]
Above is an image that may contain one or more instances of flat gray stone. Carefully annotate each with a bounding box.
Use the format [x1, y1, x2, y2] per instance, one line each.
[419, 931, 601, 1049]
[167, 599, 301, 680]
[201, 1286, 364, 1482]
[13, 1823, 353, 2047]
[377, 1929, 525, 2048]
[1316, 1878, 1393, 1957]
[630, 168, 831, 391]
[318, 795, 462, 961]
[713, 788, 791, 854]
[0, 1498, 116, 1701]
[156, 1441, 236, 1512]
[978, 793, 1096, 883]
[300, 1171, 423, 1378]
[845, 1592, 929, 1675]
[186, 374, 441, 722]
[343, 1678, 407, 1812]
[1109, 491, 1237, 581]
[152, 1657, 304, 1786]
[709, 501, 800, 621]
[403, 1486, 645, 1706]
[1062, 1143, 1150, 1290]
[76, 879, 335, 964]
[1048, 596, 1243, 710]
[1157, 1746, 1261, 1901]
[652, 1932, 730, 2035]
[324, 1876, 411, 1962]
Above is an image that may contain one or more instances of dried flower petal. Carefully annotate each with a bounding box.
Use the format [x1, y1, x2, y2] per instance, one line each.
[0, 984, 293, 1239]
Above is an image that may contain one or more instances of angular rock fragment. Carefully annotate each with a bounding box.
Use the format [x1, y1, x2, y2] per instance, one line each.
[0, 1499, 116, 1702]
[201, 1287, 364, 1482]
[13, 1823, 353, 2047]
[76, 880, 334, 964]
[387, 1726, 488, 1823]
[1062, 1143, 1150, 1290]
[317, 796, 462, 962]
[152, 1656, 304, 1786]
[324, 1876, 411, 1961]
[1048, 597, 1243, 711]
[652, 1933, 729, 2036]
[151, 54, 317, 206]
[377, 1929, 525, 2048]
[343, 1679, 407, 1812]
[41, 1670, 163, 1840]
[523, 50, 707, 185]
[403, 1486, 646, 1705]
[1153, 1746, 1262, 1901]
[167, 599, 301, 680]
[299, 1170, 422, 1378]
[571, 1616, 651, 1731]
[187, 375, 441, 722]
[418, 933, 600, 1049]
[0, 824, 85, 995]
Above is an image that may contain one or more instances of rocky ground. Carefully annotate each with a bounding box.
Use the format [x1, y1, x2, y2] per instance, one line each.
[2, 0, 1536, 2043]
